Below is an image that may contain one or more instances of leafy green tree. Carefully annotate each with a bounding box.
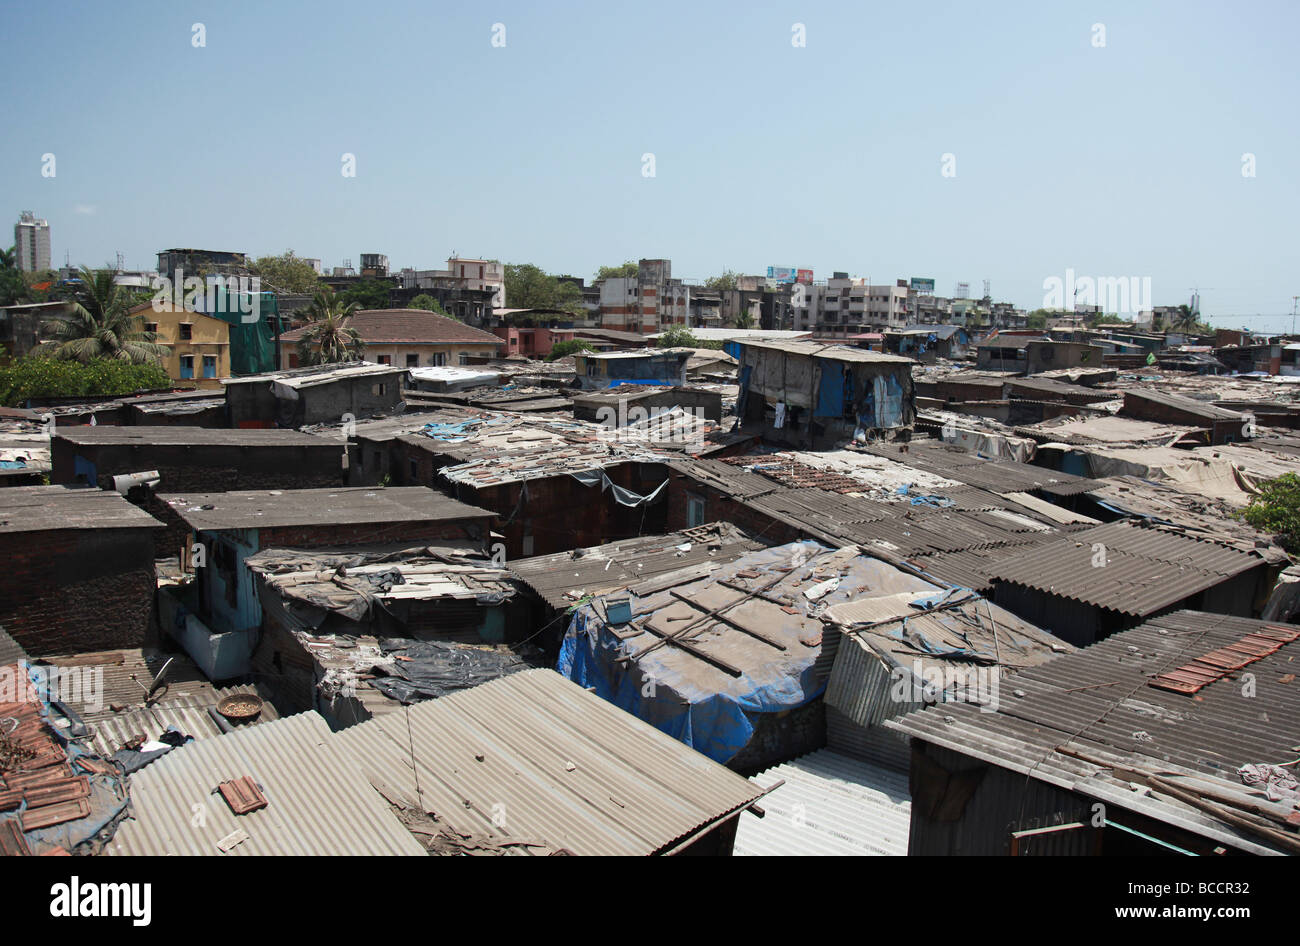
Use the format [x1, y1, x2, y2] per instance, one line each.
[657, 326, 700, 348]
[547, 340, 595, 361]
[733, 307, 756, 330]
[0, 245, 26, 306]
[595, 261, 638, 280]
[251, 250, 320, 294]
[553, 279, 584, 313]
[1088, 312, 1126, 327]
[408, 294, 457, 319]
[1238, 474, 1300, 553]
[704, 270, 740, 291]
[1025, 309, 1050, 330]
[0, 357, 171, 406]
[44, 267, 168, 364]
[504, 263, 584, 315]
[295, 288, 365, 365]
[337, 279, 395, 310]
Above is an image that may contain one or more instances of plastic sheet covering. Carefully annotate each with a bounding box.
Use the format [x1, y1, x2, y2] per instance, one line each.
[568, 469, 668, 507]
[815, 365, 846, 418]
[208, 289, 282, 376]
[369, 638, 527, 704]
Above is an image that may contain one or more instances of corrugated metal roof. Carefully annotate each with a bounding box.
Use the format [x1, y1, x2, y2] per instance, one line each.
[332, 669, 764, 855]
[0, 626, 27, 665]
[106, 711, 425, 856]
[887, 610, 1300, 854]
[79, 689, 281, 758]
[859, 440, 1092, 494]
[736, 339, 915, 365]
[733, 750, 910, 856]
[988, 520, 1266, 616]
[1122, 389, 1247, 422]
[669, 459, 781, 500]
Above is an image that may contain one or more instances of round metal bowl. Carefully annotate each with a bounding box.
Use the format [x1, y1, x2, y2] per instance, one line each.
[216, 693, 263, 722]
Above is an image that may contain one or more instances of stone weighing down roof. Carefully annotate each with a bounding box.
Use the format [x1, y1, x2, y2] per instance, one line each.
[159, 486, 494, 531]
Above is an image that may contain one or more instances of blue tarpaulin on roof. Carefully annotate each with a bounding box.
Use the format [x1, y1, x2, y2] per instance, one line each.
[554, 541, 937, 763]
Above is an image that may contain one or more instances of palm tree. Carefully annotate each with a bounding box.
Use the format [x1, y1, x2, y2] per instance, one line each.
[45, 266, 168, 364]
[0, 246, 15, 270]
[1174, 304, 1199, 333]
[295, 288, 365, 365]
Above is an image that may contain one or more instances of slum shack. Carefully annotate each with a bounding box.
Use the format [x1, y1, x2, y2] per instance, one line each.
[822, 585, 1070, 771]
[558, 541, 926, 772]
[157, 486, 496, 680]
[51, 426, 346, 554]
[976, 334, 1038, 372]
[729, 340, 915, 448]
[245, 544, 530, 725]
[1119, 390, 1251, 446]
[888, 610, 1300, 856]
[0, 486, 163, 656]
[224, 361, 409, 428]
[571, 350, 692, 391]
[392, 411, 683, 558]
[1024, 340, 1105, 375]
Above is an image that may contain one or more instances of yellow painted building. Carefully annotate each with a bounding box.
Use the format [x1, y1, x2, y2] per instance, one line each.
[130, 301, 232, 390]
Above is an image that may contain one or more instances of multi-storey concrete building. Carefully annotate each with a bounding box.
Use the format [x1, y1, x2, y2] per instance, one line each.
[814, 277, 909, 332]
[395, 257, 506, 311]
[14, 212, 51, 272]
[598, 258, 687, 334]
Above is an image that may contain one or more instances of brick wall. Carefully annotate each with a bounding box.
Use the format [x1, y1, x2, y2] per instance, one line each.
[666, 473, 802, 545]
[258, 517, 490, 550]
[0, 528, 157, 656]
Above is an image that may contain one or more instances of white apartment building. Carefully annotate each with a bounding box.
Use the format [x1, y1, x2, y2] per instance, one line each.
[397, 257, 506, 308]
[14, 212, 51, 272]
[816, 278, 909, 330]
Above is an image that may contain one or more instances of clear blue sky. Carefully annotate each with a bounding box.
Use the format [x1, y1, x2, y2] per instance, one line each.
[2, 1, 1296, 329]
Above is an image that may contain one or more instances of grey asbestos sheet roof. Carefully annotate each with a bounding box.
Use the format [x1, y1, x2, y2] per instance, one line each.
[159, 485, 493, 530]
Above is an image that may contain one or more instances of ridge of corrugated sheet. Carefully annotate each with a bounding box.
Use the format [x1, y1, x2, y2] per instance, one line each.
[733, 749, 911, 856]
[105, 711, 425, 856]
[332, 668, 763, 856]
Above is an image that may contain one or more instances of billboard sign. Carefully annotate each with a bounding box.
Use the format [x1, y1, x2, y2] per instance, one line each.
[796, 269, 814, 285]
[909, 277, 935, 294]
[766, 266, 797, 285]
